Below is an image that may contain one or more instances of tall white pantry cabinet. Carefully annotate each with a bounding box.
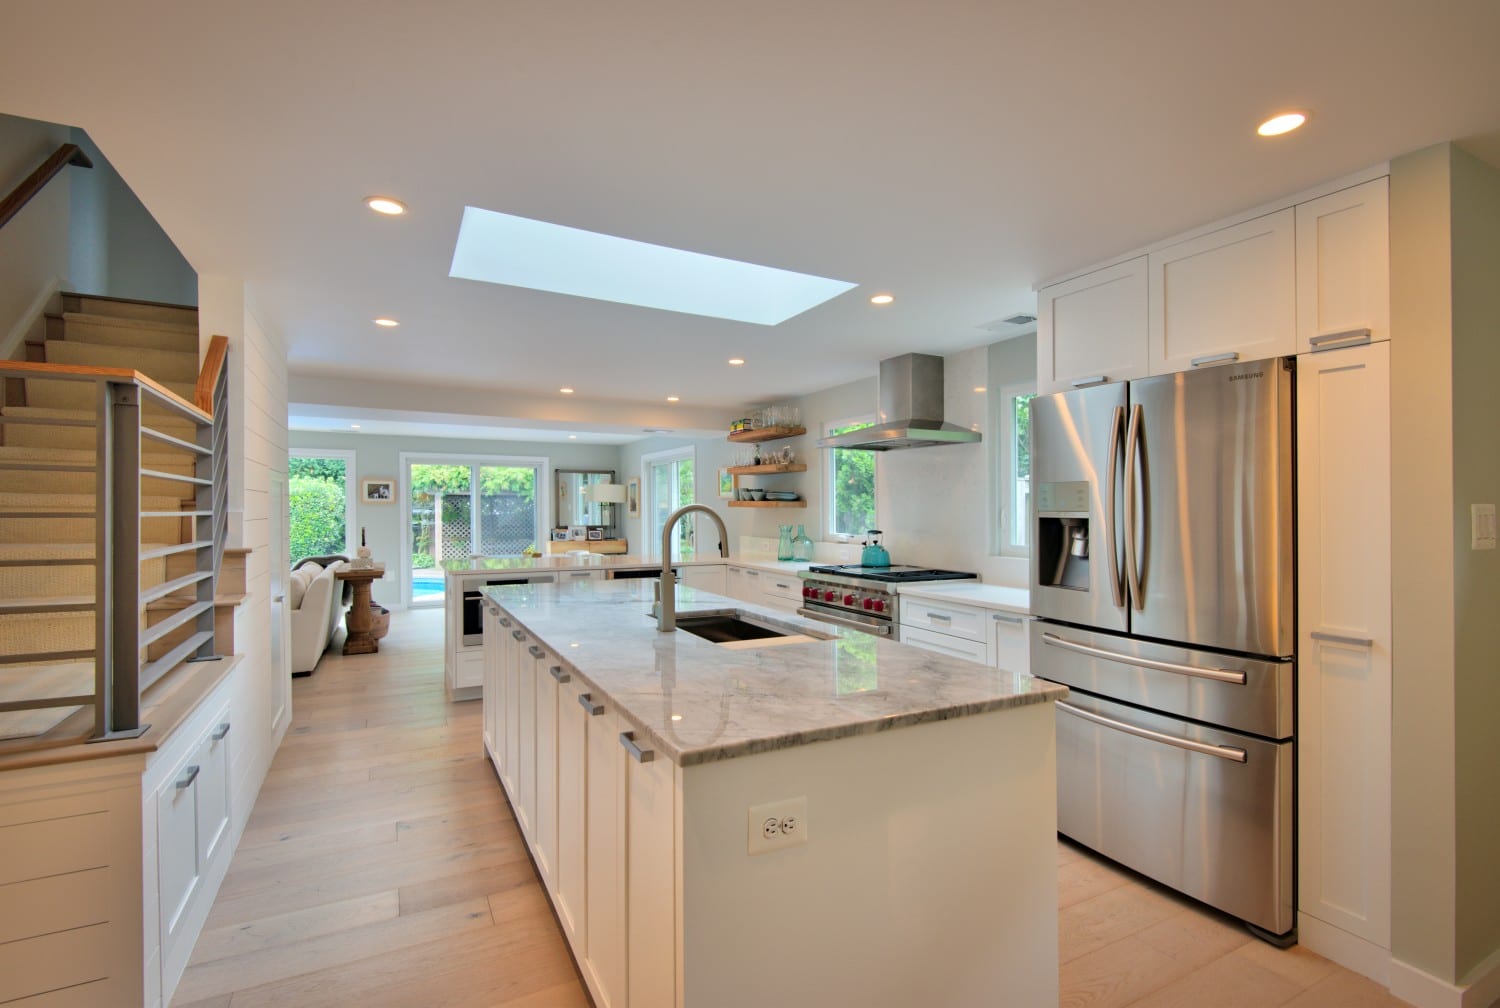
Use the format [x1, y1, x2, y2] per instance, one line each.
[1036, 174, 1395, 981]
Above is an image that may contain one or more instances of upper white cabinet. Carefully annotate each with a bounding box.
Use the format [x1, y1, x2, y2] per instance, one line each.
[1037, 256, 1148, 394]
[1296, 178, 1390, 354]
[1147, 209, 1297, 373]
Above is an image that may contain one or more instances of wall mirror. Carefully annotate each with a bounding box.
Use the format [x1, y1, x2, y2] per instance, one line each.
[555, 469, 616, 530]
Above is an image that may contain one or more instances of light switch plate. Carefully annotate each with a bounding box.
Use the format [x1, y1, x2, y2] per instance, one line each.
[747, 796, 808, 855]
[1473, 503, 1496, 550]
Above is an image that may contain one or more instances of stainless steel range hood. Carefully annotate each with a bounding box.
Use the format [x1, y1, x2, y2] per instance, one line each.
[817, 353, 981, 451]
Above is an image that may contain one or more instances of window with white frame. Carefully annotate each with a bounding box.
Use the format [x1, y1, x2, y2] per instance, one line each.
[642, 446, 696, 559]
[825, 416, 877, 540]
[997, 384, 1035, 554]
[288, 449, 356, 564]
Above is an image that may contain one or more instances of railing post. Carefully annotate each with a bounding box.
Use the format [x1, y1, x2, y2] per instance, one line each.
[100, 381, 147, 739]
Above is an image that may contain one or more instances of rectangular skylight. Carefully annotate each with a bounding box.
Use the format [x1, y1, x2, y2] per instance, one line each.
[449, 206, 856, 325]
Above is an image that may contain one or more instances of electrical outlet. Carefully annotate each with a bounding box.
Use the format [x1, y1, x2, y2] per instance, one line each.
[747, 796, 808, 855]
[1473, 503, 1496, 550]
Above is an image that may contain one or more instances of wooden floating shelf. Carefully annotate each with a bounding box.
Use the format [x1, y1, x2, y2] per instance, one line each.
[725, 463, 808, 476]
[727, 500, 806, 508]
[726, 426, 806, 443]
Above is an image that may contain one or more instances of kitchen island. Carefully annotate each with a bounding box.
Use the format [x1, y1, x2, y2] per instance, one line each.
[481, 579, 1065, 1008]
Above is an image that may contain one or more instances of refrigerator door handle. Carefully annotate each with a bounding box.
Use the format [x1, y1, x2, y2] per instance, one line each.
[1105, 405, 1126, 608]
[1040, 632, 1249, 685]
[1123, 403, 1145, 611]
[1057, 701, 1248, 763]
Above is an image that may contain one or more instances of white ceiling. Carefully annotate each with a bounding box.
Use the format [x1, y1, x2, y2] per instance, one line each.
[3, 1, 1499, 433]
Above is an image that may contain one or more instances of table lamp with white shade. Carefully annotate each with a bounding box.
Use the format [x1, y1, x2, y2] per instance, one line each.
[584, 482, 628, 538]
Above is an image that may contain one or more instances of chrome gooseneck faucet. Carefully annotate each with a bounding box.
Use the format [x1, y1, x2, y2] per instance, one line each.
[656, 504, 729, 632]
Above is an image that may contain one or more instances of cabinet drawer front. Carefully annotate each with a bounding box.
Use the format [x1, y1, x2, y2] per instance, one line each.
[900, 625, 989, 664]
[760, 573, 803, 600]
[900, 600, 987, 642]
[990, 611, 1030, 671]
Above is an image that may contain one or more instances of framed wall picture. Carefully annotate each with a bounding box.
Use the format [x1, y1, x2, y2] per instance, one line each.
[361, 478, 395, 503]
[718, 467, 734, 499]
[626, 477, 641, 517]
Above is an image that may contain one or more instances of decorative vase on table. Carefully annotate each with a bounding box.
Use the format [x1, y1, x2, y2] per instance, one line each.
[791, 524, 813, 561]
[777, 525, 795, 561]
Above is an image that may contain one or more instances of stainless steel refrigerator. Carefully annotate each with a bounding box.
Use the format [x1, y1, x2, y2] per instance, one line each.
[1029, 356, 1295, 941]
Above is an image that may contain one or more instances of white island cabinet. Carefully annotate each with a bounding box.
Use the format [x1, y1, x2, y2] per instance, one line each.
[482, 581, 1063, 1008]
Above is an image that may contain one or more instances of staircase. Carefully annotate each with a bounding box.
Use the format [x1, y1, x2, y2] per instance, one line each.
[0, 294, 234, 746]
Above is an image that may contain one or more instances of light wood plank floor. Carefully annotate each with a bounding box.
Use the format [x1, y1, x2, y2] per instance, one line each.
[177, 606, 1414, 1007]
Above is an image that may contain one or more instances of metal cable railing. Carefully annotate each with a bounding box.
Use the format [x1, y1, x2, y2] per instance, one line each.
[0, 343, 229, 743]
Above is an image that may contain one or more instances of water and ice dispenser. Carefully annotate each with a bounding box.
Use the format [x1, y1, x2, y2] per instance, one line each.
[1035, 481, 1092, 590]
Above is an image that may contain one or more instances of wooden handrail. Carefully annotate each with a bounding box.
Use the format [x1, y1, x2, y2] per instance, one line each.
[0, 359, 211, 422]
[0, 143, 93, 232]
[195, 335, 230, 414]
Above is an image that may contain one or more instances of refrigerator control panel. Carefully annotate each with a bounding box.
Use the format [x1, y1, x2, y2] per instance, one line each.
[1036, 481, 1090, 516]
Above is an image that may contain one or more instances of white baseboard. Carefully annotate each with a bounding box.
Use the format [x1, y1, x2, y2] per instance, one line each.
[1298, 912, 1391, 986]
[1, 276, 61, 360]
[1389, 945, 1500, 1008]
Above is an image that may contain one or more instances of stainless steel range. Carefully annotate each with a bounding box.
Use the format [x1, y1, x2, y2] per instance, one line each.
[797, 565, 977, 638]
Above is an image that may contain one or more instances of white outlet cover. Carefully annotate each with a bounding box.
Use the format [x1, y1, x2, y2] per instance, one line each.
[747, 795, 809, 856]
[1473, 503, 1497, 550]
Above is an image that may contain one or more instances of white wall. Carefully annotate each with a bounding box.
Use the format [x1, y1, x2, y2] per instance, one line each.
[0, 113, 72, 357]
[68, 128, 197, 306]
[286, 430, 622, 606]
[618, 337, 1037, 584]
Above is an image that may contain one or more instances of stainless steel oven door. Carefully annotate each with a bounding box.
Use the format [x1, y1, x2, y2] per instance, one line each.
[796, 604, 893, 637]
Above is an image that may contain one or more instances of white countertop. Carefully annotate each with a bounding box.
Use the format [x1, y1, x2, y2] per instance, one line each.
[483, 580, 1061, 767]
[444, 554, 810, 577]
[895, 582, 1031, 614]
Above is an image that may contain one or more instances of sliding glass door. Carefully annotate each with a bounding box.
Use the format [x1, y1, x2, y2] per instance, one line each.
[404, 455, 548, 607]
[643, 447, 696, 559]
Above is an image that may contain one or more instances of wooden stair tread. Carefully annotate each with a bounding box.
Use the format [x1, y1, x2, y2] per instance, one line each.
[60, 311, 198, 335]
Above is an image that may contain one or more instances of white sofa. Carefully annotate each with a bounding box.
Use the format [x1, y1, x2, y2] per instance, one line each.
[289, 560, 346, 674]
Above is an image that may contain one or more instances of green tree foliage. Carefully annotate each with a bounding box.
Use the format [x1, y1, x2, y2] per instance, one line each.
[1014, 394, 1034, 480]
[289, 475, 346, 563]
[409, 464, 536, 500]
[289, 456, 347, 483]
[829, 423, 876, 536]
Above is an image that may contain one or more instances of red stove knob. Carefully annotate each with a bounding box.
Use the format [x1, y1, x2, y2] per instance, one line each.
[843, 593, 856, 606]
[863, 597, 875, 610]
[803, 586, 815, 598]
[872, 599, 886, 613]
[823, 590, 837, 602]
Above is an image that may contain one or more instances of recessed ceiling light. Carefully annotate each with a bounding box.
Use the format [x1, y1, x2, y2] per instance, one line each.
[351, 424, 361, 430]
[973, 386, 987, 393]
[1257, 111, 1308, 137]
[559, 388, 575, 395]
[671, 714, 683, 722]
[373, 317, 399, 327]
[870, 293, 895, 305]
[728, 358, 746, 366]
[449, 206, 856, 325]
[568, 434, 577, 439]
[366, 196, 407, 215]
[666, 396, 680, 403]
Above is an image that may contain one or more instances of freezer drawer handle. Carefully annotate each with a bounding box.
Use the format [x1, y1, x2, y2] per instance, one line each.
[1040, 632, 1248, 685]
[795, 608, 893, 637]
[1071, 376, 1109, 388]
[1309, 327, 1372, 351]
[1057, 701, 1247, 763]
[1310, 630, 1375, 648]
[1190, 351, 1240, 368]
[528, 645, 545, 659]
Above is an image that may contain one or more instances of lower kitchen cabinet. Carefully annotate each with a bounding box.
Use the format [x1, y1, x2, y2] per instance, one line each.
[678, 563, 726, 596]
[757, 571, 804, 613]
[583, 702, 629, 1007]
[900, 597, 1032, 672]
[532, 646, 562, 890]
[554, 674, 589, 948]
[1296, 341, 1392, 962]
[990, 610, 1030, 671]
[624, 730, 677, 1007]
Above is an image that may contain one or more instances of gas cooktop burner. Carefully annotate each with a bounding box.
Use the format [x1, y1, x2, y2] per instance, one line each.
[806, 564, 977, 583]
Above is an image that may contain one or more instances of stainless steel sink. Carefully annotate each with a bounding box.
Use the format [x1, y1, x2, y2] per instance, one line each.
[673, 611, 829, 647]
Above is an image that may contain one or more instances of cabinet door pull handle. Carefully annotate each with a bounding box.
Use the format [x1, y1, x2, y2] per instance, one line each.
[991, 613, 1025, 624]
[774, 582, 790, 589]
[1310, 630, 1375, 648]
[549, 665, 570, 683]
[175, 765, 201, 789]
[1190, 351, 1240, 367]
[619, 731, 654, 763]
[926, 612, 952, 622]
[1071, 376, 1108, 388]
[1309, 327, 1372, 350]
[577, 692, 605, 716]
[528, 645, 545, 659]
[511, 630, 526, 641]
[745, 570, 760, 577]
[211, 722, 231, 741]
[499, 617, 512, 627]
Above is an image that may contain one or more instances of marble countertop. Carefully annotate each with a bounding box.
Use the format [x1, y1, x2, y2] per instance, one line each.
[444, 554, 811, 576]
[895, 582, 1031, 614]
[483, 580, 1064, 767]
